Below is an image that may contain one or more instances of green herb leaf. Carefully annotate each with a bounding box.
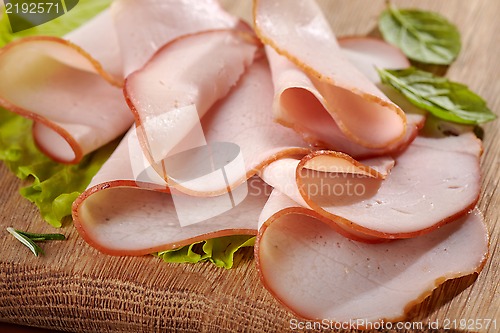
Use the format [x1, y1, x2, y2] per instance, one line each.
[379, 4, 461, 64]
[203, 235, 255, 269]
[19, 140, 117, 227]
[14, 230, 66, 241]
[157, 235, 255, 269]
[377, 67, 496, 125]
[7, 227, 45, 256]
[156, 241, 206, 264]
[7, 227, 66, 256]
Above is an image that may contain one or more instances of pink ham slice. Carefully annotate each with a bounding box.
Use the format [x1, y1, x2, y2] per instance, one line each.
[201, 58, 310, 189]
[124, 29, 261, 192]
[0, 10, 131, 163]
[256, 199, 488, 322]
[74, 174, 267, 256]
[254, 0, 407, 149]
[73, 58, 312, 255]
[63, 10, 123, 81]
[0, 0, 242, 164]
[73, 125, 263, 256]
[76, 57, 401, 254]
[112, 0, 240, 76]
[260, 154, 396, 242]
[265, 36, 424, 158]
[261, 133, 482, 239]
[338, 37, 410, 83]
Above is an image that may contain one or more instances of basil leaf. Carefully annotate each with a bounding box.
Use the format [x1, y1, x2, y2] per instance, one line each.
[379, 4, 461, 65]
[377, 67, 496, 125]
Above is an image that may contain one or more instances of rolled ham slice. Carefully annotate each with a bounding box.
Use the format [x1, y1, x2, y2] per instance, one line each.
[261, 133, 482, 239]
[254, 0, 407, 149]
[0, 10, 132, 163]
[256, 198, 489, 322]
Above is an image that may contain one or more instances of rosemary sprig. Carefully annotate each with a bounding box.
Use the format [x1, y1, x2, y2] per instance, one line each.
[15, 230, 66, 241]
[7, 227, 66, 257]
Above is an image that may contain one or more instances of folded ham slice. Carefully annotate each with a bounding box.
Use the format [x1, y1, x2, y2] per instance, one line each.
[0, 0, 243, 164]
[260, 155, 396, 243]
[266, 36, 425, 159]
[256, 198, 488, 322]
[77, 54, 411, 253]
[74, 174, 267, 256]
[0, 10, 131, 163]
[254, 0, 407, 150]
[74, 58, 313, 254]
[124, 29, 262, 192]
[261, 133, 482, 239]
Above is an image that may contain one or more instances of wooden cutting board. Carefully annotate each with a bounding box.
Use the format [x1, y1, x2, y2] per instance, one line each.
[1, 0, 499, 332]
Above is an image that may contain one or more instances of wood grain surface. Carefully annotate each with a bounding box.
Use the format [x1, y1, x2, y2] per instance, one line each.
[1, 0, 499, 332]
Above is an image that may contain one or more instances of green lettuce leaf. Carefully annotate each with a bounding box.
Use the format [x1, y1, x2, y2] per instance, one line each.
[157, 235, 256, 269]
[0, 0, 112, 46]
[0, 107, 48, 178]
[377, 67, 496, 125]
[19, 139, 117, 227]
[0, 108, 117, 227]
[378, 4, 461, 65]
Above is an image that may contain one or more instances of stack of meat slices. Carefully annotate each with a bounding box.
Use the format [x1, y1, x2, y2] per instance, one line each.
[0, 0, 489, 324]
